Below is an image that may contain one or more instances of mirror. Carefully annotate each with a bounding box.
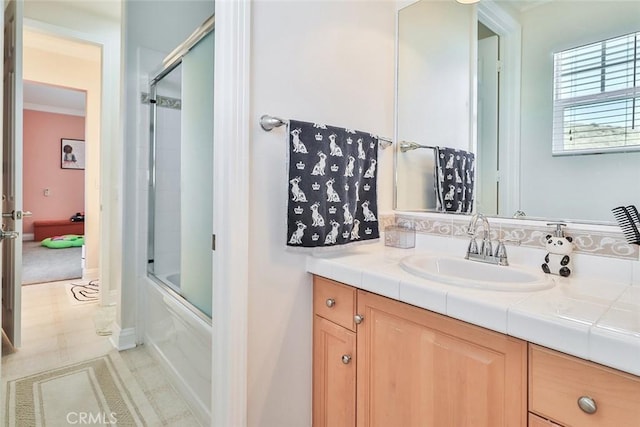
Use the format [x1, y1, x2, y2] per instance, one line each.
[395, 0, 640, 224]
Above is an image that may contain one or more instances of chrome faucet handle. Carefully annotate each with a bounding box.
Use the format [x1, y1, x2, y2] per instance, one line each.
[465, 237, 479, 258]
[494, 239, 521, 266]
[478, 230, 492, 257]
[480, 239, 493, 257]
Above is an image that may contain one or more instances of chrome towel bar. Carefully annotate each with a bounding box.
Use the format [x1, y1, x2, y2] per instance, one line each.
[259, 114, 393, 149]
[399, 141, 436, 152]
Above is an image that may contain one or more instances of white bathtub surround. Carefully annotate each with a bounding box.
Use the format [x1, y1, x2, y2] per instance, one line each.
[143, 278, 212, 425]
[307, 237, 640, 377]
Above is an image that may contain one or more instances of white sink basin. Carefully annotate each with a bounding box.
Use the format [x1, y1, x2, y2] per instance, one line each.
[400, 254, 555, 292]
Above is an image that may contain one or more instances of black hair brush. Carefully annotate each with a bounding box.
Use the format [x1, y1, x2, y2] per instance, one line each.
[612, 205, 640, 245]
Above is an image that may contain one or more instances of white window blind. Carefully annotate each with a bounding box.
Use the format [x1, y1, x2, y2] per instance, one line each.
[552, 32, 640, 155]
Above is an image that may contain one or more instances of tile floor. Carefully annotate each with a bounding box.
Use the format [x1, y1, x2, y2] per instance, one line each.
[1, 280, 201, 426]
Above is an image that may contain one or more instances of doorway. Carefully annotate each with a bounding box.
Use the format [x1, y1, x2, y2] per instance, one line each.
[22, 27, 102, 282]
[22, 81, 87, 286]
[1, 24, 103, 350]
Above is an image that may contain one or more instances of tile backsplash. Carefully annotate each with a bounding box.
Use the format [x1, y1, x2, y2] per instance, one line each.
[383, 212, 639, 261]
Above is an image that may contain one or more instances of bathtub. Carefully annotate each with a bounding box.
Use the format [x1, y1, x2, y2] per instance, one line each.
[143, 275, 211, 424]
[166, 273, 180, 288]
[156, 272, 181, 291]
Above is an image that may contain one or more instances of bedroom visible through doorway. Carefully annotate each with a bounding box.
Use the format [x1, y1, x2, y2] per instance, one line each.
[22, 82, 86, 285]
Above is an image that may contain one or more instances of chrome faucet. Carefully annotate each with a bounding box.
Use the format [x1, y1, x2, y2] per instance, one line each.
[466, 213, 493, 258]
[465, 214, 519, 266]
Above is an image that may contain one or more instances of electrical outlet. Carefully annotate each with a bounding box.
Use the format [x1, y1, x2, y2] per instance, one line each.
[44, 188, 50, 197]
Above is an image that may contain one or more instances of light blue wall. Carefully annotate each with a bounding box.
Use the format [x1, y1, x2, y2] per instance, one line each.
[519, 1, 640, 221]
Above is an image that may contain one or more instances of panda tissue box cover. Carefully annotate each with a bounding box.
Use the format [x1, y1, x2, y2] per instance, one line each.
[541, 222, 573, 277]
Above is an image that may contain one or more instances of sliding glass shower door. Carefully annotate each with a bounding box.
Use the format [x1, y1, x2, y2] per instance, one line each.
[148, 18, 214, 318]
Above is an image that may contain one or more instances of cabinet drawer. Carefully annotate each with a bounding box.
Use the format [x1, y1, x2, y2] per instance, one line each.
[314, 276, 356, 331]
[529, 413, 562, 427]
[529, 344, 640, 427]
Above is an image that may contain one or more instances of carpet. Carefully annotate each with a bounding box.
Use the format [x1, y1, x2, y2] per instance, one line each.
[4, 352, 160, 426]
[22, 241, 82, 285]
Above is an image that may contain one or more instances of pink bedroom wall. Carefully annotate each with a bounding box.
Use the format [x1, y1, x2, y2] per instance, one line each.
[23, 109, 85, 236]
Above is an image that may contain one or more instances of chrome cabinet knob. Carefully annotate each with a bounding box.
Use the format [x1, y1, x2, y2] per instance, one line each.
[354, 314, 364, 324]
[577, 396, 597, 414]
[325, 298, 335, 308]
[341, 354, 351, 364]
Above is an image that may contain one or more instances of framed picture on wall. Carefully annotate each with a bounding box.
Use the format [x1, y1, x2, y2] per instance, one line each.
[61, 138, 85, 170]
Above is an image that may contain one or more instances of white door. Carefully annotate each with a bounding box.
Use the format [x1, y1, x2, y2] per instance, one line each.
[1, 0, 24, 348]
[477, 35, 499, 216]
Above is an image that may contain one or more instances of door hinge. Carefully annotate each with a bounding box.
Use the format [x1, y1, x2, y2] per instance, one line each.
[496, 60, 503, 73]
[212, 234, 216, 251]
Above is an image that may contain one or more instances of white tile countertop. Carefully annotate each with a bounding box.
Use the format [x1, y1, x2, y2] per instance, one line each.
[306, 243, 640, 377]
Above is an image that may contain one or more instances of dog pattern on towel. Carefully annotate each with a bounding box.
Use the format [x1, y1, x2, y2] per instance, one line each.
[287, 120, 379, 248]
[435, 147, 475, 213]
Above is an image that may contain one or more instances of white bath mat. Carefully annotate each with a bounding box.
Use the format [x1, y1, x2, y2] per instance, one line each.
[4, 351, 160, 426]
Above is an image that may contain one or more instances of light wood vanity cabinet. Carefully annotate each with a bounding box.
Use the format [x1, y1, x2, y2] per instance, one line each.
[313, 275, 640, 427]
[312, 276, 527, 426]
[313, 277, 357, 427]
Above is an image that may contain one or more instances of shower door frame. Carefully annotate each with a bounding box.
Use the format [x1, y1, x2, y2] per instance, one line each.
[147, 15, 215, 325]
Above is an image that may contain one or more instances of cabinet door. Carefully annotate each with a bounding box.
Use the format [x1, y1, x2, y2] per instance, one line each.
[313, 315, 356, 427]
[356, 290, 527, 427]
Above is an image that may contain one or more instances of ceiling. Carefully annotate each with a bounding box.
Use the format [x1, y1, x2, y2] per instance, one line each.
[22, 0, 120, 116]
[23, 81, 86, 116]
[25, 0, 121, 22]
[497, 0, 553, 12]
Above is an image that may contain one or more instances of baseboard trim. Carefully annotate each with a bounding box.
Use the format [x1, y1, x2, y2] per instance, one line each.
[23, 233, 34, 241]
[144, 339, 212, 426]
[83, 268, 99, 281]
[105, 289, 118, 306]
[109, 325, 137, 351]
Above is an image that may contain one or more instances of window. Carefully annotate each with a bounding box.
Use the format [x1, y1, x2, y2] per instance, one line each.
[552, 32, 639, 155]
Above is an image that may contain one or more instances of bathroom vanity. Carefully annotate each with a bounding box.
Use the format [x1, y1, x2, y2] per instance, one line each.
[309, 245, 640, 427]
[313, 275, 526, 426]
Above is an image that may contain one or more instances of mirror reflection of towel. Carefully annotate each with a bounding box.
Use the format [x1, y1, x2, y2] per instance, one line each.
[434, 147, 475, 213]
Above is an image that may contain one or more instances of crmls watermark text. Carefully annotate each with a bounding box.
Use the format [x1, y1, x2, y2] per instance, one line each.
[66, 412, 118, 425]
